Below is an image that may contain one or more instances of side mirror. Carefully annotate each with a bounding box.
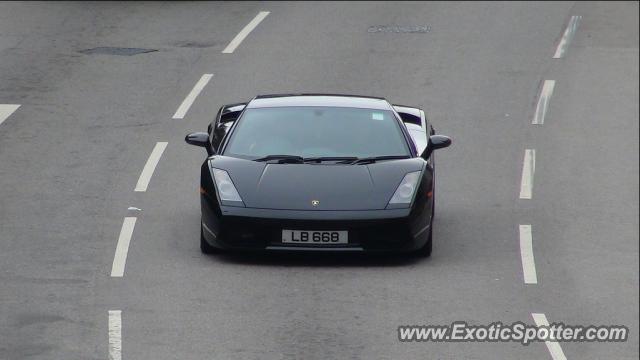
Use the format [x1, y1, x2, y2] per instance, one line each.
[421, 135, 451, 160]
[430, 135, 451, 150]
[185, 132, 214, 156]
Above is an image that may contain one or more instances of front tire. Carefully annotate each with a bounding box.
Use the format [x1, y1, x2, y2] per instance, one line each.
[200, 224, 220, 254]
[415, 224, 433, 257]
[415, 198, 435, 257]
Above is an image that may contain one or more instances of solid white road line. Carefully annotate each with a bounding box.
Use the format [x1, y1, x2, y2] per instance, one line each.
[519, 149, 536, 199]
[532, 313, 568, 360]
[532, 80, 556, 125]
[108, 310, 122, 360]
[134, 142, 168, 192]
[519, 225, 538, 284]
[0, 104, 20, 126]
[172, 74, 213, 119]
[222, 11, 270, 54]
[110, 217, 137, 277]
[553, 15, 582, 59]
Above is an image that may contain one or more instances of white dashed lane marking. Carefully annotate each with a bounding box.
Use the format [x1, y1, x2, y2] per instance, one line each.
[532, 80, 556, 125]
[172, 74, 213, 119]
[553, 15, 582, 59]
[222, 11, 270, 54]
[110, 217, 137, 277]
[532, 313, 568, 360]
[0, 104, 20, 126]
[519, 149, 536, 199]
[108, 310, 122, 360]
[519, 225, 538, 284]
[134, 142, 168, 192]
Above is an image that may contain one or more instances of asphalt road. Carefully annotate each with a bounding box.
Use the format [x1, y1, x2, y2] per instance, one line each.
[0, 2, 638, 359]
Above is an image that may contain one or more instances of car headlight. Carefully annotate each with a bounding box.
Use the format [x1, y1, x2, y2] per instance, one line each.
[387, 171, 421, 208]
[212, 168, 244, 206]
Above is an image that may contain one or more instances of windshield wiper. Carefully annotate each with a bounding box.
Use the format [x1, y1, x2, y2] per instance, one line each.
[341, 155, 411, 165]
[253, 155, 304, 163]
[253, 155, 409, 165]
[303, 156, 359, 163]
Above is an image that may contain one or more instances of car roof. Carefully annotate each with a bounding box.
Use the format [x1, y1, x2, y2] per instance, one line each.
[246, 94, 392, 110]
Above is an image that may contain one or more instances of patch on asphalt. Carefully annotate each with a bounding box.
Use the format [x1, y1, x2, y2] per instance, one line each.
[173, 41, 217, 48]
[79, 47, 157, 56]
[367, 25, 431, 33]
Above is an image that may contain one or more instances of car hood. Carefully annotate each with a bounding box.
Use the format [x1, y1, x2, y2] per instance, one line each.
[209, 156, 424, 210]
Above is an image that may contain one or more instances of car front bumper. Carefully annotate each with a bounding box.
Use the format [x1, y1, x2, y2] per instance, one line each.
[201, 201, 432, 253]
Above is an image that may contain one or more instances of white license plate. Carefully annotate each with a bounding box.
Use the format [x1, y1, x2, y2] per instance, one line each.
[281, 230, 348, 244]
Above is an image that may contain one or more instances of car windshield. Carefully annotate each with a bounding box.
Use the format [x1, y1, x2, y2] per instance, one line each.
[223, 106, 411, 159]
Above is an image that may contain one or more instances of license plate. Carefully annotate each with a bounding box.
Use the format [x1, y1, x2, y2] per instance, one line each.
[281, 230, 348, 244]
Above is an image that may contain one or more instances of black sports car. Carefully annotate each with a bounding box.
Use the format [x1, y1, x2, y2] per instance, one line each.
[185, 94, 451, 256]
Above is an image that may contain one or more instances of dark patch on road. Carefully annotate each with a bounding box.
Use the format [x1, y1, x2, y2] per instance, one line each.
[79, 47, 157, 56]
[1, 275, 89, 285]
[14, 313, 69, 327]
[1, 344, 57, 358]
[173, 40, 217, 48]
[368, 25, 431, 33]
